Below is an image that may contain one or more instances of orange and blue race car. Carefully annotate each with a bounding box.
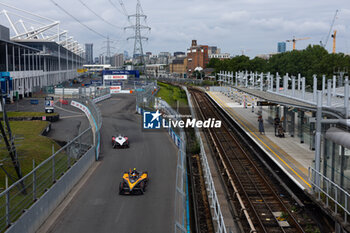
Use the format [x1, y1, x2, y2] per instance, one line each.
[119, 169, 148, 195]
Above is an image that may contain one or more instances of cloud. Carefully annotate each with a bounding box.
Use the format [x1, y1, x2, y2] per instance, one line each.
[0, 0, 349, 57]
[220, 11, 251, 24]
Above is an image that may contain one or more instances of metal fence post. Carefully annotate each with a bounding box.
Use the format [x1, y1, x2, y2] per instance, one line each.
[345, 196, 348, 223]
[6, 190, 10, 226]
[313, 75, 317, 103]
[67, 146, 71, 168]
[335, 188, 338, 214]
[52, 144, 55, 182]
[302, 77, 306, 100]
[326, 180, 329, 207]
[315, 91, 322, 189]
[332, 75, 336, 97]
[327, 79, 332, 106]
[33, 159, 36, 201]
[276, 74, 280, 93]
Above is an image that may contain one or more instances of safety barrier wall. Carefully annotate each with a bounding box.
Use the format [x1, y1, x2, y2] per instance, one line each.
[157, 99, 189, 233]
[92, 94, 111, 103]
[135, 81, 188, 232]
[183, 86, 227, 233]
[5, 146, 96, 233]
[0, 127, 93, 233]
[71, 96, 102, 160]
[0, 88, 107, 232]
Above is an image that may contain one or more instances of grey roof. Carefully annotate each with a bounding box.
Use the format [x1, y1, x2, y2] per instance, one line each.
[235, 86, 348, 118]
[172, 58, 185, 64]
[235, 86, 316, 110]
[0, 38, 40, 52]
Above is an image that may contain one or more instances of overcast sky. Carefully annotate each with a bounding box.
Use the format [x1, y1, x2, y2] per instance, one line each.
[0, 0, 349, 58]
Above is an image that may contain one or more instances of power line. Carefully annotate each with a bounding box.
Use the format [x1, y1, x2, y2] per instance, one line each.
[50, 0, 106, 39]
[78, 0, 122, 30]
[108, 0, 124, 16]
[118, 0, 129, 17]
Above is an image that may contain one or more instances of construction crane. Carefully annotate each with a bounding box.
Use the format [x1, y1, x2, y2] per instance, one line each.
[332, 30, 337, 54]
[286, 37, 311, 50]
[320, 9, 339, 48]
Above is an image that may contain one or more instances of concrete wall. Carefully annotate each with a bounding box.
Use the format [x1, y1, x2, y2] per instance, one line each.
[5, 146, 96, 233]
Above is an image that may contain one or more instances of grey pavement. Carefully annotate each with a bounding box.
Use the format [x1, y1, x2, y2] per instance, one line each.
[42, 94, 178, 233]
[5, 96, 89, 143]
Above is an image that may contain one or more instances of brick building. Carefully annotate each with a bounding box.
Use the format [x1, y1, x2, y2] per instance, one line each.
[169, 57, 187, 76]
[186, 40, 209, 74]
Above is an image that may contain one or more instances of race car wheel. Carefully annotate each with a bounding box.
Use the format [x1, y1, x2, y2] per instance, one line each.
[119, 183, 124, 195]
[138, 182, 145, 192]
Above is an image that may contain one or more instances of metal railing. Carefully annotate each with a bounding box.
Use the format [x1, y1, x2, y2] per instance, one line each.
[217, 70, 350, 116]
[54, 86, 110, 99]
[174, 128, 187, 233]
[135, 81, 157, 112]
[0, 127, 92, 232]
[135, 82, 188, 233]
[309, 166, 350, 223]
[157, 99, 188, 233]
[156, 76, 203, 85]
[184, 87, 227, 233]
[71, 93, 103, 160]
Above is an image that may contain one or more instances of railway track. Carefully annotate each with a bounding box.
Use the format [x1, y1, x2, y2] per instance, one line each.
[189, 88, 305, 233]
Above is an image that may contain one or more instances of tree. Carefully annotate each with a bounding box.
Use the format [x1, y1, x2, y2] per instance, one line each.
[207, 45, 350, 88]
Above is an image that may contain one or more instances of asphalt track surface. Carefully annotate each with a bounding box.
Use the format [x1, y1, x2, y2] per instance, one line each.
[46, 94, 178, 233]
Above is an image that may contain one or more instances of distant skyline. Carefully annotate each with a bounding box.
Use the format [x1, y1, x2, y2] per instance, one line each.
[0, 0, 349, 58]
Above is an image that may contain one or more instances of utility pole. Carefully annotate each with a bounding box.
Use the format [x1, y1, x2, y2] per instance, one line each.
[101, 35, 116, 65]
[124, 0, 150, 74]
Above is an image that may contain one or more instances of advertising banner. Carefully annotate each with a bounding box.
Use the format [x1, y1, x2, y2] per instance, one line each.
[110, 86, 122, 94]
[103, 75, 127, 80]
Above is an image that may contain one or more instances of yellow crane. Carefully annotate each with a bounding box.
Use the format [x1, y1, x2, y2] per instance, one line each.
[286, 37, 311, 50]
[331, 30, 337, 54]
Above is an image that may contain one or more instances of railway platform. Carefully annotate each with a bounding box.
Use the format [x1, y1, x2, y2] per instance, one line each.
[207, 90, 313, 191]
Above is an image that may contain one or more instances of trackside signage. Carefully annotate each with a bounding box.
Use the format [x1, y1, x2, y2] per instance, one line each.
[143, 110, 221, 130]
[103, 75, 127, 80]
[71, 100, 91, 117]
[110, 86, 121, 94]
